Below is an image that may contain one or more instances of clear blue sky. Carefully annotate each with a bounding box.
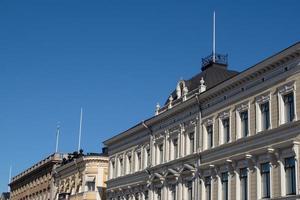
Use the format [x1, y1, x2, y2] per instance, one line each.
[0, 0, 299, 191]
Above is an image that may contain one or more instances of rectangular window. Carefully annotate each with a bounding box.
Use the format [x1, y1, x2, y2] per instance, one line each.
[285, 157, 296, 195]
[222, 118, 230, 143]
[260, 102, 270, 131]
[119, 158, 123, 176]
[173, 138, 178, 159]
[170, 184, 176, 200]
[187, 181, 193, 200]
[284, 93, 295, 123]
[137, 152, 141, 170]
[189, 132, 195, 154]
[240, 111, 248, 137]
[86, 179, 95, 191]
[135, 193, 139, 200]
[144, 191, 149, 200]
[240, 168, 248, 200]
[207, 125, 213, 149]
[127, 155, 132, 173]
[157, 188, 162, 200]
[261, 163, 270, 198]
[146, 148, 150, 167]
[205, 177, 211, 200]
[221, 172, 229, 200]
[159, 144, 164, 164]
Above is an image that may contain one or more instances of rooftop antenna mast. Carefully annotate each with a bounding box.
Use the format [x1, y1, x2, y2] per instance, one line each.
[77, 107, 83, 152]
[212, 11, 216, 62]
[55, 122, 60, 153]
[8, 166, 12, 192]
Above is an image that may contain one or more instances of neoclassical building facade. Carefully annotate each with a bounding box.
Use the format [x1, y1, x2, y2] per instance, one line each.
[9, 153, 64, 200]
[53, 151, 108, 200]
[104, 42, 300, 200]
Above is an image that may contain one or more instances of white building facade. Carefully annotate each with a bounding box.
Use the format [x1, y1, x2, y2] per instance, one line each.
[104, 42, 300, 200]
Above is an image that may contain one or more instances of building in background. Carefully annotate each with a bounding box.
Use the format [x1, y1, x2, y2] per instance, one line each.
[0, 192, 10, 200]
[104, 42, 300, 200]
[53, 149, 108, 200]
[9, 153, 64, 200]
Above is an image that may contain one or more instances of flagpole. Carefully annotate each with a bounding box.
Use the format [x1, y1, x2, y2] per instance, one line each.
[213, 11, 216, 62]
[78, 108, 83, 152]
[55, 122, 60, 153]
[8, 166, 12, 192]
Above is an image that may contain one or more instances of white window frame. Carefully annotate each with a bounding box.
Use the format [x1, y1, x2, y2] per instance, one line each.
[117, 155, 124, 177]
[203, 118, 214, 150]
[144, 144, 150, 168]
[188, 131, 195, 154]
[279, 145, 299, 196]
[278, 82, 297, 125]
[157, 143, 164, 165]
[236, 160, 250, 200]
[256, 154, 273, 199]
[217, 165, 231, 200]
[135, 149, 142, 172]
[236, 103, 250, 139]
[255, 93, 272, 133]
[109, 157, 116, 179]
[126, 152, 132, 174]
[218, 110, 231, 145]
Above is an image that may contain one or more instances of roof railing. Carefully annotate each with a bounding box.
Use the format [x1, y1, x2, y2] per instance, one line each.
[202, 53, 228, 69]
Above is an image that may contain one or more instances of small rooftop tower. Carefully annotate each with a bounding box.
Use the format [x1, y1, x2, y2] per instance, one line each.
[201, 11, 228, 71]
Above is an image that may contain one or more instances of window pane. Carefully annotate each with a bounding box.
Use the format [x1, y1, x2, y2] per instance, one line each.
[173, 139, 178, 159]
[285, 157, 296, 195]
[240, 111, 248, 137]
[223, 119, 230, 143]
[207, 125, 213, 148]
[87, 181, 95, 191]
[260, 103, 270, 130]
[205, 177, 211, 200]
[146, 148, 150, 167]
[284, 93, 294, 123]
[137, 152, 141, 170]
[221, 172, 228, 200]
[144, 191, 149, 200]
[189, 132, 194, 153]
[159, 144, 163, 164]
[261, 163, 270, 198]
[240, 168, 248, 200]
[187, 181, 193, 200]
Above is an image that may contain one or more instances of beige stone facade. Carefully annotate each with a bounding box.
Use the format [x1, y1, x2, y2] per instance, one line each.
[53, 153, 108, 200]
[104, 42, 300, 200]
[9, 153, 63, 200]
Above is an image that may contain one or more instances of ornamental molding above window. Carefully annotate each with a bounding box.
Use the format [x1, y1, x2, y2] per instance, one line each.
[143, 143, 150, 150]
[154, 132, 164, 141]
[219, 110, 230, 120]
[236, 102, 249, 113]
[169, 126, 181, 136]
[256, 93, 271, 104]
[125, 151, 132, 157]
[278, 81, 296, 95]
[117, 154, 124, 160]
[184, 118, 197, 129]
[203, 118, 214, 126]
[109, 156, 116, 161]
